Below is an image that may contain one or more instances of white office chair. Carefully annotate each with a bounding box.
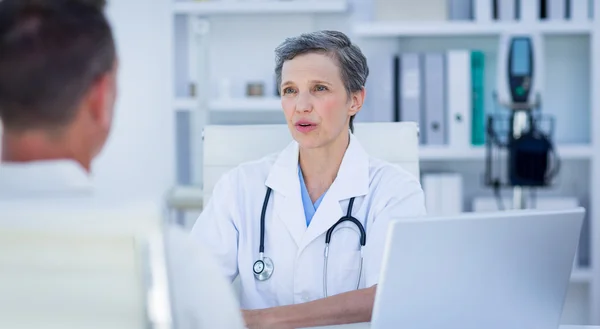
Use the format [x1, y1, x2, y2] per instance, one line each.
[202, 122, 420, 204]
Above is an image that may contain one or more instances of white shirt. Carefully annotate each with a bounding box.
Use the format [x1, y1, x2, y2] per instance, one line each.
[0, 159, 245, 329]
[192, 133, 427, 310]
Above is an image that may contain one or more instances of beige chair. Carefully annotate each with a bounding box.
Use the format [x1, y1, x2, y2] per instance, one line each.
[202, 122, 420, 204]
[0, 206, 164, 329]
[0, 203, 245, 329]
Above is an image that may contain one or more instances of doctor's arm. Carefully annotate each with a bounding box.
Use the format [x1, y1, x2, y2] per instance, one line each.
[243, 285, 377, 329]
[243, 177, 427, 329]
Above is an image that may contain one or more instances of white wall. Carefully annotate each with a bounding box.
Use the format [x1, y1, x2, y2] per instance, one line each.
[92, 0, 176, 205]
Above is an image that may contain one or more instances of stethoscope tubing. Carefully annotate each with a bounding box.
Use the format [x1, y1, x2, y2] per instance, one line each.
[255, 186, 366, 298]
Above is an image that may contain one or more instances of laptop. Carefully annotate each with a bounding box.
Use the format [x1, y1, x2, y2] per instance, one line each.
[371, 207, 585, 329]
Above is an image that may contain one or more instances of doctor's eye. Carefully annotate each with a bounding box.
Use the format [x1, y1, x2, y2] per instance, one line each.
[282, 87, 296, 94]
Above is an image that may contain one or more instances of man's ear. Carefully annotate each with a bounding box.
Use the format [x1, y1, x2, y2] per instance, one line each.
[85, 71, 116, 128]
[349, 87, 366, 116]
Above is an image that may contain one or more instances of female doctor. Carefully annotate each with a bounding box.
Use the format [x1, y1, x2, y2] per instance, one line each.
[191, 30, 426, 329]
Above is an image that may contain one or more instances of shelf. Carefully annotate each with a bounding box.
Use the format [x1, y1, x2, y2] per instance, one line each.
[571, 268, 594, 284]
[173, 97, 197, 110]
[167, 185, 203, 210]
[173, 97, 282, 112]
[173, 0, 348, 15]
[209, 97, 281, 112]
[419, 145, 593, 161]
[354, 21, 593, 38]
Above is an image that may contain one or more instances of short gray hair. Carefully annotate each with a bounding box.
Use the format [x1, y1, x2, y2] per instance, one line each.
[274, 30, 369, 132]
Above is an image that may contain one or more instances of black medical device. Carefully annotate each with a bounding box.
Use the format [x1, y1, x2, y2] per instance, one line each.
[253, 187, 366, 297]
[485, 34, 560, 210]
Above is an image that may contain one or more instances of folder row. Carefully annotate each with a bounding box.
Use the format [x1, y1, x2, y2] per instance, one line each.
[362, 49, 486, 149]
[479, 0, 593, 22]
[371, 0, 593, 22]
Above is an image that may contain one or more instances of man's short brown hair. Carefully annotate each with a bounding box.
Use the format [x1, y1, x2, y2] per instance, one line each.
[0, 0, 116, 131]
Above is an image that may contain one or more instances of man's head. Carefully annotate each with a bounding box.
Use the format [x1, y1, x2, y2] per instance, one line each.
[0, 0, 117, 165]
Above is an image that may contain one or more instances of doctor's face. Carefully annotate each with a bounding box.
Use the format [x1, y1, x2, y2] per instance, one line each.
[280, 52, 361, 149]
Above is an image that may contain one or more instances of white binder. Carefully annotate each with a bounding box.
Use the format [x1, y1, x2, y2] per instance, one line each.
[399, 53, 424, 143]
[422, 173, 463, 215]
[446, 50, 472, 149]
[475, 0, 493, 22]
[548, 0, 567, 20]
[519, 0, 540, 21]
[570, 0, 591, 21]
[497, 0, 516, 20]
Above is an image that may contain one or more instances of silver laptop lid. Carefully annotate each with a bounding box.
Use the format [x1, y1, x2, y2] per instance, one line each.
[371, 208, 585, 329]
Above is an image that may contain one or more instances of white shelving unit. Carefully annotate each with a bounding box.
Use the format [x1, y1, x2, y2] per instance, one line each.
[173, 0, 348, 15]
[209, 97, 281, 112]
[173, 97, 281, 112]
[169, 0, 599, 325]
[419, 145, 594, 161]
[173, 97, 197, 110]
[354, 21, 594, 37]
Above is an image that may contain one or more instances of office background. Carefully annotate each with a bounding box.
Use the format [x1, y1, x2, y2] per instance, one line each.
[90, 0, 599, 326]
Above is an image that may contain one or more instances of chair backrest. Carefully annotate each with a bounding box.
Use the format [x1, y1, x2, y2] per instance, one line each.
[203, 122, 420, 203]
[0, 205, 169, 329]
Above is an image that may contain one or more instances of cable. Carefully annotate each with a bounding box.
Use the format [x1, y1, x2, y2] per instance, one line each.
[545, 142, 561, 183]
[493, 179, 505, 211]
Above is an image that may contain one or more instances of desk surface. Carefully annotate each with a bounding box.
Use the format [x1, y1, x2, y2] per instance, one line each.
[301, 324, 600, 329]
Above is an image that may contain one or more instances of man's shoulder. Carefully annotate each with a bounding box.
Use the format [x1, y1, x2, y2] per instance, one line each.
[163, 225, 246, 329]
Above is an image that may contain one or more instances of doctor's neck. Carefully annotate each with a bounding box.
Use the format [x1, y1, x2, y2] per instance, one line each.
[1, 128, 93, 172]
[298, 130, 350, 197]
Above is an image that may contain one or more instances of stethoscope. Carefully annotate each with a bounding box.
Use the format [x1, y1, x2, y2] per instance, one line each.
[252, 187, 367, 297]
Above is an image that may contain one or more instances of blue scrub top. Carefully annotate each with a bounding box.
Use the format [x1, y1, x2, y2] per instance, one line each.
[299, 166, 327, 226]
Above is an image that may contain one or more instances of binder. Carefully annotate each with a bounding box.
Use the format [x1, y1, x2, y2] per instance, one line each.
[570, 0, 591, 21]
[440, 173, 463, 214]
[393, 55, 400, 122]
[475, 0, 493, 22]
[423, 53, 446, 145]
[496, 0, 516, 20]
[519, 0, 540, 21]
[471, 51, 486, 146]
[422, 174, 442, 215]
[446, 50, 472, 149]
[449, 0, 473, 20]
[422, 173, 463, 215]
[398, 53, 424, 143]
[548, 0, 567, 19]
[364, 53, 395, 122]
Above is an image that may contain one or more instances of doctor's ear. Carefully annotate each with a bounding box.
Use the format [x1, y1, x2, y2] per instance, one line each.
[348, 87, 366, 116]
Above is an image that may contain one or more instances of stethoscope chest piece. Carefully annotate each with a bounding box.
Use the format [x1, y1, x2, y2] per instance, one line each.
[253, 254, 274, 281]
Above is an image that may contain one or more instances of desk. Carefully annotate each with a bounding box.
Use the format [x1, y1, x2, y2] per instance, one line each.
[301, 325, 600, 329]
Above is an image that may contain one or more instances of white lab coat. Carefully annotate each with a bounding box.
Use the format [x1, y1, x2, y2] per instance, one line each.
[192, 133, 427, 310]
[0, 159, 245, 329]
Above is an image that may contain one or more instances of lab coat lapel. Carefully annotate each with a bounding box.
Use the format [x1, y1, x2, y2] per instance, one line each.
[265, 141, 306, 248]
[299, 134, 370, 252]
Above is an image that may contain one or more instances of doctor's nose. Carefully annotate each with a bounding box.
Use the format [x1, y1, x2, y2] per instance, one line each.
[294, 91, 313, 113]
